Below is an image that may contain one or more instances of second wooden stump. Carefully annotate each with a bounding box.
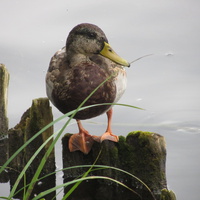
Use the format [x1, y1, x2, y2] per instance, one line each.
[62, 131, 176, 200]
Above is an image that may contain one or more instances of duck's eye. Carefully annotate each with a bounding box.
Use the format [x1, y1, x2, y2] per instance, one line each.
[76, 28, 97, 39]
[87, 32, 96, 39]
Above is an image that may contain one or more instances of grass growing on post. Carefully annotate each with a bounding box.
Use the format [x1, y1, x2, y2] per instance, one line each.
[0, 73, 148, 200]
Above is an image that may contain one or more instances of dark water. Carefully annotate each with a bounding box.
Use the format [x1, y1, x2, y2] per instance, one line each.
[1, 0, 200, 199]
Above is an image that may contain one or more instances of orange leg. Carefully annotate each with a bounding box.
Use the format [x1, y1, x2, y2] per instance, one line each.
[68, 120, 94, 154]
[93, 108, 119, 143]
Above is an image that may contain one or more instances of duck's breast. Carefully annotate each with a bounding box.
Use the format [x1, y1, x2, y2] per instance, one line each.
[114, 69, 127, 103]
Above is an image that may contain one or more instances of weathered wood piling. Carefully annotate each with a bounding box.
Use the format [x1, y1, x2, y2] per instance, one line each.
[0, 64, 9, 137]
[62, 132, 176, 200]
[0, 63, 56, 199]
[0, 64, 9, 183]
[8, 98, 55, 199]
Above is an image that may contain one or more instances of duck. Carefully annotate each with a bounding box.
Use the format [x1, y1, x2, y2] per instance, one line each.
[46, 23, 130, 154]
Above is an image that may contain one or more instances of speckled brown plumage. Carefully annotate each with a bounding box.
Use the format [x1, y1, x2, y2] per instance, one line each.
[46, 23, 129, 153]
[46, 24, 127, 119]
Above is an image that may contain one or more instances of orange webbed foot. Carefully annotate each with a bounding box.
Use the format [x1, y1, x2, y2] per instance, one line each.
[69, 132, 94, 154]
[93, 132, 119, 143]
[68, 120, 95, 154]
[100, 132, 119, 142]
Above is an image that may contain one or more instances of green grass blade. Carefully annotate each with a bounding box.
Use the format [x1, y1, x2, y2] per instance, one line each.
[23, 74, 115, 199]
[3, 100, 142, 199]
[13, 160, 154, 199]
[0, 112, 70, 174]
[32, 175, 141, 200]
[23, 119, 71, 200]
[8, 134, 55, 198]
[3, 101, 140, 198]
[62, 149, 102, 200]
[2, 71, 144, 199]
[0, 98, 142, 174]
[31, 163, 154, 200]
[62, 164, 154, 199]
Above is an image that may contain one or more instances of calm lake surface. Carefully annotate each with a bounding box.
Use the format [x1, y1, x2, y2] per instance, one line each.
[1, 0, 200, 199]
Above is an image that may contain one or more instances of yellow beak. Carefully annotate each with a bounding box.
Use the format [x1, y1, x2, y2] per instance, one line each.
[100, 42, 130, 67]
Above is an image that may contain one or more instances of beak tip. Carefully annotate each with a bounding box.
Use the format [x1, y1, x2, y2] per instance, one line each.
[124, 62, 130, 67]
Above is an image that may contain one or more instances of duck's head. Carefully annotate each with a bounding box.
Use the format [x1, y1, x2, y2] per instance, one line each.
[66, 23, 130, 67]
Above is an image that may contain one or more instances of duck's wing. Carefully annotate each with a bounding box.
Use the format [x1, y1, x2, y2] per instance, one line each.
[46, 47, 68, 106]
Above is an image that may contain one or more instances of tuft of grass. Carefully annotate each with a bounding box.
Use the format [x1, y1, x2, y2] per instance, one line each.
[0, 73, 150, 200]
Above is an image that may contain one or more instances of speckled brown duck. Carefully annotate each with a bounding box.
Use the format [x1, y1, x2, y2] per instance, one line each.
[46, 23, 130, 154]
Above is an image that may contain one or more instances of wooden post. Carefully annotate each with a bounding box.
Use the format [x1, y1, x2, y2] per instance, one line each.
[0, 64, 9, 183]
[8, 98, 56, 199]
[62, 131, 176, 200]
[0, 64, 9, 137]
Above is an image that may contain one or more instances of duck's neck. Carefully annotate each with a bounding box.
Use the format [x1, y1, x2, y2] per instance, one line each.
[66, 51, 91, 67]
